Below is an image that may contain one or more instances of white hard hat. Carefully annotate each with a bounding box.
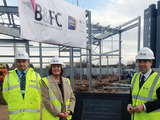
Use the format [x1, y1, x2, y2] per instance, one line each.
[136, 47, 155, 60]
[50, 56, 64, 65]
[15, 51, 29, 60]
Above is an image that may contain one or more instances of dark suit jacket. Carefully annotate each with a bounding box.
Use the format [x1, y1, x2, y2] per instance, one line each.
[129, 71, 160, 113]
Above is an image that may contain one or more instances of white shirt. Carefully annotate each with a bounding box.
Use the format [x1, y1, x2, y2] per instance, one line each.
[140, 68, 152, 82]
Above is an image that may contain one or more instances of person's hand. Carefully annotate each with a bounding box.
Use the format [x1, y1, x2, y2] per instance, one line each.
[64, 111, 71, 117]
[127, 104, 135, 114]
[134, 104, 144, 113]
[58, 113, 66, 118]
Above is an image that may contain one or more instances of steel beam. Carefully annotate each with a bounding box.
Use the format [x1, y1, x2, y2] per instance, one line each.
[0, 25, 20, 37]
[0, 6, 18, 14]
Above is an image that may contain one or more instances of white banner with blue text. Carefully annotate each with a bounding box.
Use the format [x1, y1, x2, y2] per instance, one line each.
[19, 0, 86, 48]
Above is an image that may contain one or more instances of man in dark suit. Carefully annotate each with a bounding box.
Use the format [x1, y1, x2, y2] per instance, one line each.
[127, 47, 160, 120]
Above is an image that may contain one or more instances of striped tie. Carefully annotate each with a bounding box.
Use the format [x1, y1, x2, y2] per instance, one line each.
[140, 75, 145, 89]
[20, 72, 26, 98]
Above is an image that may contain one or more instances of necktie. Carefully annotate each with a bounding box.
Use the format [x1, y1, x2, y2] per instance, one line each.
[140, 75, 145, 88]
[20, 72, 26, 98]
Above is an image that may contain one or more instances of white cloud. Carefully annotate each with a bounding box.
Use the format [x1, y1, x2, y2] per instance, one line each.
[88, 0, 158, 65]
[91, 0, 158, 26]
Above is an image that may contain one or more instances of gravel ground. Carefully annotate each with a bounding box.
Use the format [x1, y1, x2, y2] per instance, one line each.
[73, 75, 130, 93]
[0, 89, 9, 120]
[0, 105, 9, 120]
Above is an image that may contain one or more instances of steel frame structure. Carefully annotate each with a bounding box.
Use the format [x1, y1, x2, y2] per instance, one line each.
[0, 0, 141, 92]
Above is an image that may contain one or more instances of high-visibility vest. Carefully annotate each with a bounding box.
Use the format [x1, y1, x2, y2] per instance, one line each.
[2, 68, 41, 120]
[42, 77, 72, 120]
[131, 72, 160, 120]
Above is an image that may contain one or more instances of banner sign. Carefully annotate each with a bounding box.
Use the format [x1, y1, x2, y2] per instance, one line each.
[19, 0, 87, 48]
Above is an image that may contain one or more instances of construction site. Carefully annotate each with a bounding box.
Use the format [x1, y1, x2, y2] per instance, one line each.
[0, 0, 160, 120]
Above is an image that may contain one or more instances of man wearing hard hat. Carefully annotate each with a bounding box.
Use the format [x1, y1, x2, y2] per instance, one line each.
[3, 51, 41, 120]
[127, 47, 160, 120]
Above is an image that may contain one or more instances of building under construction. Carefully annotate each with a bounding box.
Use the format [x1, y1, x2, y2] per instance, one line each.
[0, 0, 160, 120]
[144, 1, 160, 68]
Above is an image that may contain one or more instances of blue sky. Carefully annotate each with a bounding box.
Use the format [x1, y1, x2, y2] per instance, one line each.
[0, 0, 159, 65]
[0, 0, 108, 8]
[64, 0, 108, 9]
[1, 0, 108, 9]
[2, 0, 158, 26]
